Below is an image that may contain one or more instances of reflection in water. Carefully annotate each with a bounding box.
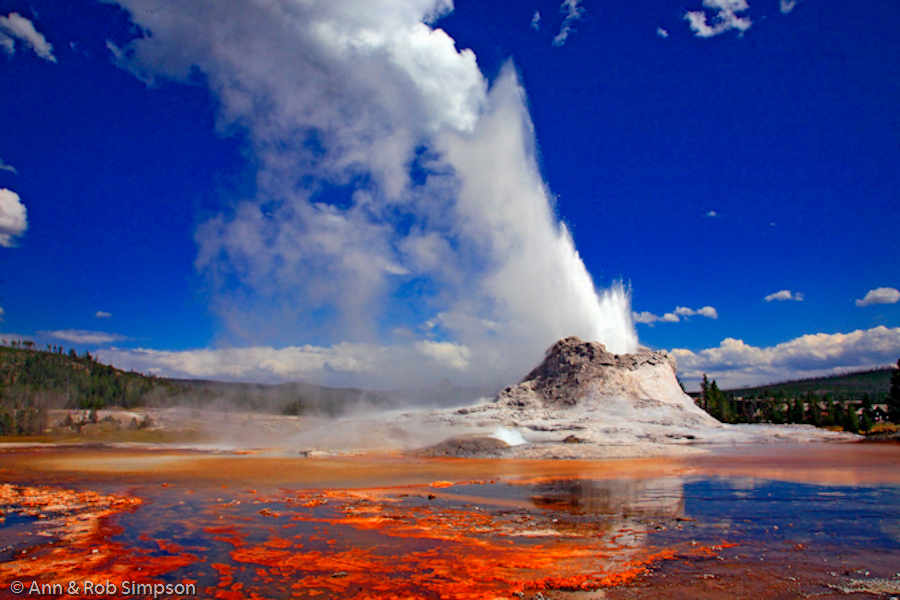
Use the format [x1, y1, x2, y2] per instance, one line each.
[0, 447, 899, 599]
[531, 477, 685, 519]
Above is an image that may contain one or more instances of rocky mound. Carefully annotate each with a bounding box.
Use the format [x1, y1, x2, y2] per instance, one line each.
[413, 436, 511, 458]
[293, 336, 859, 459]
[494, 336, 687, 410]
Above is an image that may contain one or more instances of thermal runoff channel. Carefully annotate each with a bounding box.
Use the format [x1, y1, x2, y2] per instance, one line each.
[104, 0, 638, 388]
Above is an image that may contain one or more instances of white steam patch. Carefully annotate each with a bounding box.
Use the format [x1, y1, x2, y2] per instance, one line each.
[489, 426, 527, 446]
[685, 0, 752, 38]
[107, 0, 637, 388]
[0, 12, 56, 62]
[553, 0, 586, 47]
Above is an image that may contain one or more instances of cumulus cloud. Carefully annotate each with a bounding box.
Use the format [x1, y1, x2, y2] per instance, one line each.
[95, 311, 113, 319]
[684, 0, 752, 38]
[704, 210, 719, 217]
[39, 329, 131, 345]
[672, 326, 900, 389]
[634, 305, 717, 325]
[633, 311, 676, 325]
[107, 0, 636, 389]
[656, 27, 669, 38]
[415, 340, 471, 370]
[0, 307, 5, 322]
[675, 306, 719, 319]
[764, 290, 804, 302]
[553, 0, 586, 46]
[0, 159, 16, 174]
[0, 12, 56, 62]
[856, 287, 900, 307]
[99, 341, 479, 387]
[0, 188, 28, 247]
[531, 11, 541, 31]
[99, 344, 376, 382]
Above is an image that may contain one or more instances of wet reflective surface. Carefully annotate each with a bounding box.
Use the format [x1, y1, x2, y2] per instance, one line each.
[0, 443, 898, 599]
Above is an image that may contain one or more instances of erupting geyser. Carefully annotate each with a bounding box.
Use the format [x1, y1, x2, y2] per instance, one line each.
[106, 0, 638, 387]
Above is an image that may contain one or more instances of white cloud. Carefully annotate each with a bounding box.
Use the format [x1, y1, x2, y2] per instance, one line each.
[635, 305, 718, 325]
[0, 307, 5, 322]
[531, 11, 541, 31]
[0, 12, 56, 62]
[553, 0, 586, 46]
[100, 343, 377, 382]
[780, 0, 799, 14]
[0, 31, 12, 55]
[0, 159, 16, 174]
[0, 188, 28, 247]
[98, 341, 474, 387]
[704, 210, 719, 217]
[675, 305, 718, 319]
[696, 306, 718, 319]
[39, 329, 131, 345]
[684, 0, 752, 38]
[632, 311, 660, 325]
[95, 311, 113, 319]
[764, 289, 804, 302]
[672, 326, 900, 389]
[415, 340, 471, 370]
[856, 287, 900, 307]
[657, 27, 669, 38]
[107, 0, 637, 389]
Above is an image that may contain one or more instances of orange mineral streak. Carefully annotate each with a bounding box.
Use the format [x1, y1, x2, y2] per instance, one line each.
[7, 449, 817, 599]
[204, 488, 734, 600]
[0, 483, 199, 588]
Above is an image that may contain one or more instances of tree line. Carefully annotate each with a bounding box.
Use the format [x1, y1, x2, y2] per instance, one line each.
[0, 343, 191, 435]
[697, 359, 900, 433]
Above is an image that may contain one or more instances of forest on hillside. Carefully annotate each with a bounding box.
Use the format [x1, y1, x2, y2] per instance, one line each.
[0, 343, 387, 435]
[726, 367, 895, 402]
[0, 343, 193, 434]
[696, 363, 900, 433]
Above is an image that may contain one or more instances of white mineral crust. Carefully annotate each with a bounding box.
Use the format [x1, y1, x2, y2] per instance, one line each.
[296, 336, 858, 457]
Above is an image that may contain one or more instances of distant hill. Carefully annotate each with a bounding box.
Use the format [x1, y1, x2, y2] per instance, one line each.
[0, 344, 384, 415]
[723, 366, 896, 401]
[0, 344, 496, 435]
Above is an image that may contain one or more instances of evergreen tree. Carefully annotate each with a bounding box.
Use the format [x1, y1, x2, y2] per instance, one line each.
[705, 379, 732, 422]
[889, 359, 900, 423]
[860, 411, 873, 433]
[770, 400, 787, 425]
[789, 398, 804, 424]
[861, 392, 874, 421]
[700, 374, 710, 411]
[822, 394, 836, 427]
[842, 403, 860, 434]
[744, 393, 758, 423]
[805, 391, 820, 426]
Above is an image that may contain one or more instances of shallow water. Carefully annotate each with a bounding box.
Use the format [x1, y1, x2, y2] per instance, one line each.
[0, 443, 898, 599]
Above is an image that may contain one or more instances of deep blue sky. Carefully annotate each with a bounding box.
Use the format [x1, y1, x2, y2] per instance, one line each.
[0, 0, 897, 389]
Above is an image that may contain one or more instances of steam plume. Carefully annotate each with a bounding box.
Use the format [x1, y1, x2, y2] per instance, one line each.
[107, 0, 637, 388]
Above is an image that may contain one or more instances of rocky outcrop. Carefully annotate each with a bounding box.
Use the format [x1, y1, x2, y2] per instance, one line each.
[292, 336, 860, 458]
[494, 336, 685, 411]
